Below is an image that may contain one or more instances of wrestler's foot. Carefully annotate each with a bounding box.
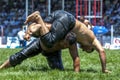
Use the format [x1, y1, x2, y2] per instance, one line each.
[0, 66, 2, 69]
[0, 65, 4, 69]
[24, 11, 40, 24]
[0, 59, 11, 69]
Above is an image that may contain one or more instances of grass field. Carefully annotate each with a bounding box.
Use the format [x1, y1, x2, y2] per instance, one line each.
[0, 48, 120, 80]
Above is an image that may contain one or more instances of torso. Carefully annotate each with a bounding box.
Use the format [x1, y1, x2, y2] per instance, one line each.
[41, 19, 96, 52]
[72, 19, 95, 46]
[40, 39, 70, 52]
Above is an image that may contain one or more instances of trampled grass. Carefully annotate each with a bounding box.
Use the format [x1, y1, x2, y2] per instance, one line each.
[0, 48, 120, 80]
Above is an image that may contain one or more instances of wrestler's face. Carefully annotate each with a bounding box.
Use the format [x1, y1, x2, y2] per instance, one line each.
[81, 45, 94, 53]
[24, 23, 40, 41]
[79, 16, 85, 22]
[24, 31, 31, 41]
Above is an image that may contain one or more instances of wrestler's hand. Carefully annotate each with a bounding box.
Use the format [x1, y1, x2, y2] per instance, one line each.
[103, 69, 111, 73]
[24, 11, 40, 24]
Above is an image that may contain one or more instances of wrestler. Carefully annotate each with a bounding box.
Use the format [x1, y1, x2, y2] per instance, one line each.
[24, 10, 110, 73]
[0, 40, 64, 70]
[79, 16, 94, 30]
[0, 31, 79, 72]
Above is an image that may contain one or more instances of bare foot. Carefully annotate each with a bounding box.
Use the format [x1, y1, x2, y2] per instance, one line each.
[24, 11, 40, 24]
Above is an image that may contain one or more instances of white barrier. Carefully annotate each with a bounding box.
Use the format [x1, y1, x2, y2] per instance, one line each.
[104, 38, 120, 50]
[0, 37, 19, 48]
[0, 37, 36, 48]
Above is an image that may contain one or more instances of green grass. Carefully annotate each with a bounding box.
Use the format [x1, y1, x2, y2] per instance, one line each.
[0, 48, 120, 80]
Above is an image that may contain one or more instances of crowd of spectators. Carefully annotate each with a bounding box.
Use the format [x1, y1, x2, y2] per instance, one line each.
[0, 0, 119, 37]
[103, 0, 120, 35]
[0, 0, 25, 36]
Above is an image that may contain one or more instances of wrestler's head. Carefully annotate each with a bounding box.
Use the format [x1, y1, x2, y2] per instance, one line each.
[80, 45, 94, 53]
[24, 23, 41, 41]
[84, 19, 89, 26]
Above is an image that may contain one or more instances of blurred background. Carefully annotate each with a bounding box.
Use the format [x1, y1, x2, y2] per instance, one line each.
[0, 0, 120, 49]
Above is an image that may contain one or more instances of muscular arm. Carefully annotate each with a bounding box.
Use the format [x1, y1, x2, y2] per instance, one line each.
[69, 43, 80, 72]
[92, 38, 110, 73]
[25, 11, 49, 36]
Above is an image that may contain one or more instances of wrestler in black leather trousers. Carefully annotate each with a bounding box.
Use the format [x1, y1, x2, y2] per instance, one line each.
[41, 10, 76, 48]
[9, 38, 64, 70]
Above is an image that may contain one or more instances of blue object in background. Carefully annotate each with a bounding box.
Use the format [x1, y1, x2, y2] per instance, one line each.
[93, 26, 108, 34]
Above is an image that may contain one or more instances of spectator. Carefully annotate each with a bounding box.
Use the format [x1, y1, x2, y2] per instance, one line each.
[17, 27, 26, 48]
[79, 16, 94, 30]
